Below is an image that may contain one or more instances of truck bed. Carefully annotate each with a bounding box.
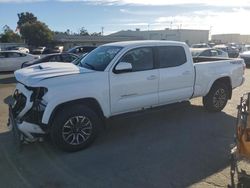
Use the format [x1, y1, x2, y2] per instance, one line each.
[192, 57, 245, 98]
[193, 56, 230, 63]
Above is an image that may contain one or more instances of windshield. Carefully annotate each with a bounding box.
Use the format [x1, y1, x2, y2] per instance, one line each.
[79, 46, 123, 71]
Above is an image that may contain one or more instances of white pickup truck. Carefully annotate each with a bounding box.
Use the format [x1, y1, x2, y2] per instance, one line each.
[6, 41, 245, 151]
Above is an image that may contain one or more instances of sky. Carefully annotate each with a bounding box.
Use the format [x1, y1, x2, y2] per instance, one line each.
[0, 0, 250, 35]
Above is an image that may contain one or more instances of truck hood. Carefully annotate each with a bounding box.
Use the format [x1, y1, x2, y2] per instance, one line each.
[15, 62, 93, 86]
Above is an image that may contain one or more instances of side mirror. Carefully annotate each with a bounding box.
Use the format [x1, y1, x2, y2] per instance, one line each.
[115, 62, 132, 73]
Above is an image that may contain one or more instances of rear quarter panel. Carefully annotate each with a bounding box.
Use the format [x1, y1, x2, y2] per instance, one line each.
[193, 59, 245, 98]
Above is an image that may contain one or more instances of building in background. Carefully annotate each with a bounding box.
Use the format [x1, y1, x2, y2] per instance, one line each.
[0, 43, 27, 50]
[53, 34, 143, 50]
[108, 29, 209, 46]
[212, 34, 250, 44]
[53, 29, 209, 49]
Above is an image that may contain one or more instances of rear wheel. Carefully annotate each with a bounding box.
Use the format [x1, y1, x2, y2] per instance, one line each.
[51, 105, 100, 152]
[203, 82, 229, 112]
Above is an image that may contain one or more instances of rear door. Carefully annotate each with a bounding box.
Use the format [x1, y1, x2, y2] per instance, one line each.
[157, 46, 195, 104]
[109, 47, 159, 114]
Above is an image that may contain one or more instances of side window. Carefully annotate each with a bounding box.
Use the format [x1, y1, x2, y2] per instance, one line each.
[199, 50, 210, 57]
[48, 55, 61, 62]
[7, 52, 22, 58]
[119, 47, 154, 72]
[210, 50, 218, 56]
[217, 50, 222, 55]
[158, 46, 187, 68]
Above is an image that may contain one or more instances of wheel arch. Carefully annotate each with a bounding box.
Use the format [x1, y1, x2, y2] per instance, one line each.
[209, 76, 232, 99]
[47, 98, 105, 128]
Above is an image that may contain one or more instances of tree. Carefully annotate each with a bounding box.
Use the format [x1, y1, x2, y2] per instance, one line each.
[91, 32, 101, 36]
[20, 21, 53, 46]
[0, 25, 22, 43]
[17, 12, 53, 46]
[17, 12, 37, 28]
[79, 27, 89, 36]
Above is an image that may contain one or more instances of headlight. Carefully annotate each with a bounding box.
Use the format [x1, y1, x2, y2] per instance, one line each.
[28, 87, 48, 102]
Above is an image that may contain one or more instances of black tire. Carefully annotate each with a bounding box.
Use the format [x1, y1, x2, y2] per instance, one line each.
[203, 82, 229, 112]
[50, 105, 100, 152]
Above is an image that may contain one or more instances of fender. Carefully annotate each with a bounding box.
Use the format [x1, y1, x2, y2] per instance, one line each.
[204, 75, 232, 97]
[41, 94, 110, 124]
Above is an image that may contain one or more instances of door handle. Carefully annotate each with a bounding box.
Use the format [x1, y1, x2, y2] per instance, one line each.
[147, 75, 157, 80]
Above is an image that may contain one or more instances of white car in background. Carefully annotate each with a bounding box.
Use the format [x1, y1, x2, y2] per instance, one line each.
[6, 46, 30, 53]
[15, 47, 30, 54]
[32, 46, 46, 54]
[0, 51, 40, 71]
[191, 48, 229, 58]
[191, 43, 210, 48]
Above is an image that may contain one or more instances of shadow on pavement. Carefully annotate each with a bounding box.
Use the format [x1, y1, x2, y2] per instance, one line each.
[0, 71, 16, 84]
[0, 77, 16, 84]
[0, 71, 14, 74]
[0, 103, 237, 188]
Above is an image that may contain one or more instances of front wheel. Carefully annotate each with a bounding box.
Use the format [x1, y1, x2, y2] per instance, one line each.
[51, 105, 100, 152]
[203, 82, 229, 112]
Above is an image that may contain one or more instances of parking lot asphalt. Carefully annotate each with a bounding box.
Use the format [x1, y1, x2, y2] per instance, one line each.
[0, 69, 249, 188]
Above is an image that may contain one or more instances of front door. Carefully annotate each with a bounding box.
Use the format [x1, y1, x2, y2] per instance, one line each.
[109, 47, 159, 115]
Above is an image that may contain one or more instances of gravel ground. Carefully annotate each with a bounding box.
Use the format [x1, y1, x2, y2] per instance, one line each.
[0, 69, 249, 188]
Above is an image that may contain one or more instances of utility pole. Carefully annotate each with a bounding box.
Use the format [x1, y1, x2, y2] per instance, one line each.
[148, 24, 150, 39]
[101, 27, 104, 36]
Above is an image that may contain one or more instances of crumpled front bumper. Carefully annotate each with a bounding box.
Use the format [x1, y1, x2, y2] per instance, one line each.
[5, 83, 46, 143]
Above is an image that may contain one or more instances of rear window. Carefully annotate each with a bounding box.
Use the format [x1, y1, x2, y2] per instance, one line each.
[157, 46, 187, 68]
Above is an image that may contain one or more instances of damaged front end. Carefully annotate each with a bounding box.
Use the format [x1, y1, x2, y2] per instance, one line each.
[5, 83, 48, 144]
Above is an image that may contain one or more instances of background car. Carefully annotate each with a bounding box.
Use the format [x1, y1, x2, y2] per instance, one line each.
[191, 48, 229, 58]
[191, 43, 210, 48]
[51, 46, 64, 53]
[242, 44, 250, 52]
[213, 44, 239, 58]
[15, 47, 30, 53]
[67, 46, 96, 55]
[31, 46, 46, 54]
[239, 50, 250, 66]
[0, 51, 40, 71]
[5, 46, 29, 53]
[21, 52, 78, 68]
